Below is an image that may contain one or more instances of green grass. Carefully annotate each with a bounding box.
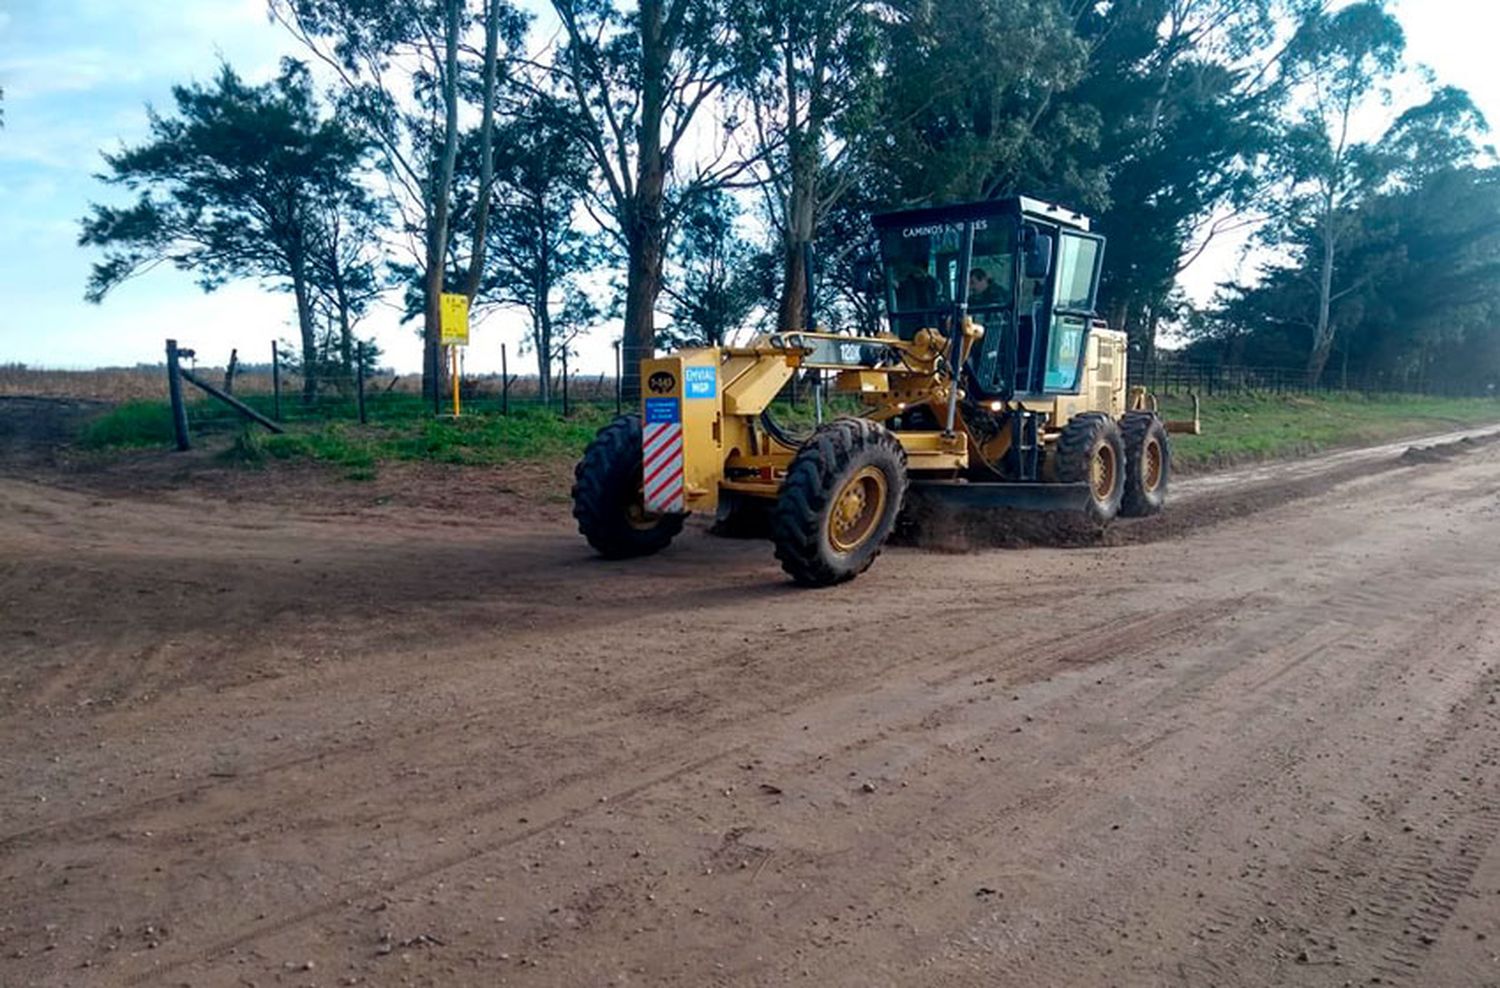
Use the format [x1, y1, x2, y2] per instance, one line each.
[217, 404, 614, 479]
[79, 400, 178, 449]
[1160, 392, 1500, 470]
[79, 390, 1500, 479]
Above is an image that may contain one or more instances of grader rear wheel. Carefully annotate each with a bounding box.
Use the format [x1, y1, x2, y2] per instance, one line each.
[572, 414, 685, 559]
[772, 420, 908, 587]
[1056, 413, 1126, 526]
[1120, 411, 1171, 517]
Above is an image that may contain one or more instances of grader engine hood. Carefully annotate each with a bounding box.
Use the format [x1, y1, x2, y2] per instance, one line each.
[641, 350, 722, 514]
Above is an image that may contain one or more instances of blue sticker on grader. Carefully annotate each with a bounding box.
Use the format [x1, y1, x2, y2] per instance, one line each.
[684, 365, 717, 399]
[644, 398, 681, 424]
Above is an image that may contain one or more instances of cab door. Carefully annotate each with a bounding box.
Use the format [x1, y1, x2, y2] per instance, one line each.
[1041, 231, 1105, 393]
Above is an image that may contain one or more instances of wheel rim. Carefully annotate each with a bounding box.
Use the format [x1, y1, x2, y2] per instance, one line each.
[625, 498, 664, 530]
[1142, 438, 1164, 493]
[626, 475, 664, 529]
[828, 465, 888, 553]
[1091, 443, 1117, 501]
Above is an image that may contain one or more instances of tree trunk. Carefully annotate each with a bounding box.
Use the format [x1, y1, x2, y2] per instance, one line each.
[617, 0, 669, 404]
[622, 213, 665, 401]
[334, 276, 354, 378]
[1143, 305, 1161, 363]
[774, 19, 818, 335]
[535, 306, 552, 404]
[777, 155, 818, 332]
[422, 0, 463, 407]
[423, 257, 445, 408]
[1307, 222, 1337, 383]
[292, 268, 319, 404]
[462, 0, 502, 301]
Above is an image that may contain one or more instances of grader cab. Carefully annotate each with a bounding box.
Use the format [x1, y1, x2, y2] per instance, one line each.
[572, 196, 1200, 586]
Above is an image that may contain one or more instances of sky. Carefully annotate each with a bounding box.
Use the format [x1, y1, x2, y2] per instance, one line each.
[0, 0, 1497, 376]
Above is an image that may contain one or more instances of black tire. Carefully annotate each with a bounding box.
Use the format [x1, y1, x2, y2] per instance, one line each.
[572, 414, 685, 559]
[1056, 412, 1125, 525]
[1120, 411, 1170, 517]
[772, 419, 908, 587]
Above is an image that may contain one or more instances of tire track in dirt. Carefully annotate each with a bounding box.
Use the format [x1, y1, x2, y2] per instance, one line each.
[758, 507, 1500, 986]
[95, 458, 1490, 986]
[0, 584, 1101, 853]
[8, 427, 1500, 986]
[106, 597, 1249, 985]
[1166, 592, 1500, 988]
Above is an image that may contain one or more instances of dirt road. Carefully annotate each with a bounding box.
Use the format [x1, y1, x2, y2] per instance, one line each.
[3, 434, 1500, 987]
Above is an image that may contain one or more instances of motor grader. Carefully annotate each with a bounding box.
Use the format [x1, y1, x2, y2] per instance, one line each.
[572, 196, 1199, 586]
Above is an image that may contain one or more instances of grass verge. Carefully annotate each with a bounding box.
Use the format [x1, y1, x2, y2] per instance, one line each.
[1160, 392, 1500, 471]
[218, 404, 614, 479]
[79, 392, 1500, 478]
[79, 400, 179, 449]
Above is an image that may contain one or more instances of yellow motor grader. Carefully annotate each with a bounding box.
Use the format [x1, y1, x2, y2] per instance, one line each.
[572, 196, 1199, 586]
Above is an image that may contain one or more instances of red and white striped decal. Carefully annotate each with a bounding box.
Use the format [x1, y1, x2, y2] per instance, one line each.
[642, 420, 685, 513]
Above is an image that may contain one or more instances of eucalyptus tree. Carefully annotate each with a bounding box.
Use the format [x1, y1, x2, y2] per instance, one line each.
[79, 61, 374, 401]
[270, 0, 527, 405]
[1265, 0, 1406, 380]
[732, 0, 882, 331]
[659, 189, 759, 348]
[548, 0, 760, 395]
[478, 93, 604, 403]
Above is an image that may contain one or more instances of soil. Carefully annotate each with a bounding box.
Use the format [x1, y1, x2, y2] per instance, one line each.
[0, 397, 112, 467]
[4, 427, 1500, 987]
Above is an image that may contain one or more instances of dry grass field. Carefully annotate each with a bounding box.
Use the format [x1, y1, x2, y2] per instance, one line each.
[0, 363, 612, 403]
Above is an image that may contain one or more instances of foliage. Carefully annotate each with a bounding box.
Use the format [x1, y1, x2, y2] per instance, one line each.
[1183, 0, 1500, 387]
[732, 0, 884, 330]
[80, 401, 179, 449]
[270, 0, 529, 403]
[1253, 1, 1406, 378]
[868, 0, 1090, 205]
[475, 91, 606, 401]
[78, 61, 373, 400]
[547, 0, 757, 389]
[1195, 165, 1500, 390]
[75, 0, 1500, 399]
[659, 190, 760, 347]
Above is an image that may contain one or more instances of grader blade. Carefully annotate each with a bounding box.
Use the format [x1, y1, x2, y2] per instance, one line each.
[907, 480, 1095, 514]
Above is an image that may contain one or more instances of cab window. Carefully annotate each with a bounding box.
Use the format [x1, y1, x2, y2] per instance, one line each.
[1054, 234, 1100, 312]
[881, 221, 1016, 337]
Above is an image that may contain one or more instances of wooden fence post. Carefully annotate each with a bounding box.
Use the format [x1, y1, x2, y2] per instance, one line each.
[166, 339, 191, 451]
[178, 367, 284, 434]
[562, 347, 571, 417]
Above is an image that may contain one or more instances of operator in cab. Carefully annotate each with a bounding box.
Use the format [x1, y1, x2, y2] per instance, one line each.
[968, 267, 1004, 307]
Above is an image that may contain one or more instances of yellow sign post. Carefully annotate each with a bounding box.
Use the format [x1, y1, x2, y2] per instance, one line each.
[439, 292, 470, 416]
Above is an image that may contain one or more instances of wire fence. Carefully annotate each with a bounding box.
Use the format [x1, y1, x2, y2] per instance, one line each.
[66, 337, 1500, 445]
[1127, 358, 1498, 400]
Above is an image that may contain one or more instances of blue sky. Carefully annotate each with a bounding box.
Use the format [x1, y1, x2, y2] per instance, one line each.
[0, 0, 1496, 374]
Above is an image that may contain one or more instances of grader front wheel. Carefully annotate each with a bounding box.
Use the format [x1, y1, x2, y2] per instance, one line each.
[572, 414, 685, 559]
[1057, 413, 1126, 526]
[772, 420, 909, 587]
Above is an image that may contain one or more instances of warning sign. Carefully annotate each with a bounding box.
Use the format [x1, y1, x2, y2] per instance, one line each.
[440, 293, 470, 345]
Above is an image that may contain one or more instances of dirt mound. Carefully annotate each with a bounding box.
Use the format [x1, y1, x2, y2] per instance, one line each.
[894, 498, 1103, 552]
[1401, 434, 1488, 465]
